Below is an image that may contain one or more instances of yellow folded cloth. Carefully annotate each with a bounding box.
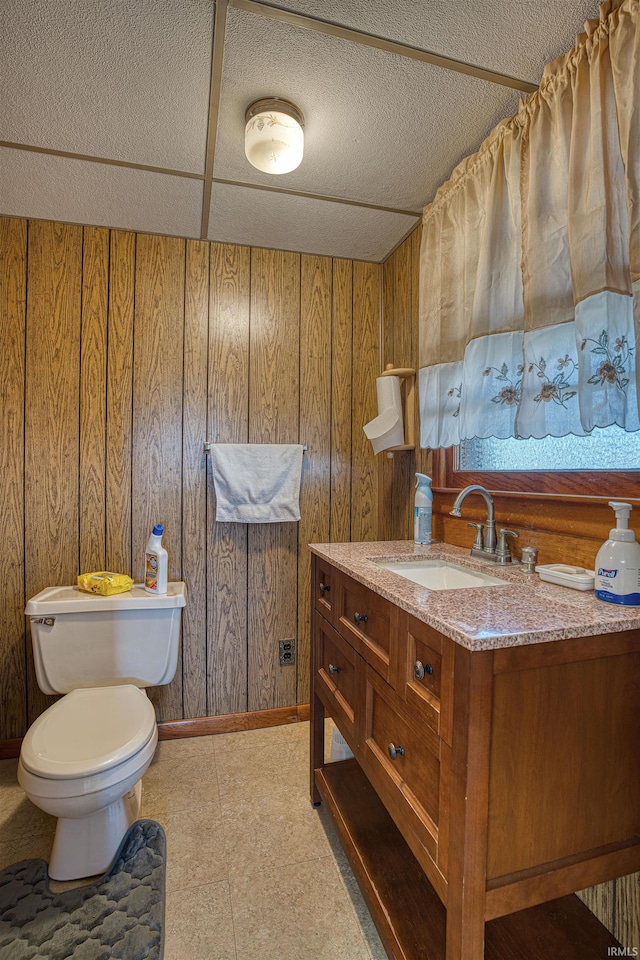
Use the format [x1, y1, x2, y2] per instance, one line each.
[77, 572, 134, 596]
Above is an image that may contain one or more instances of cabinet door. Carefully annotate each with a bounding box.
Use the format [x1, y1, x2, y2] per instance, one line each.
[401, 614, 454, 745]
[360, 664, 449, 895]
[335, 571, 393, 682]
[312, 555, 335, 626]
[314, 612, 361, 749]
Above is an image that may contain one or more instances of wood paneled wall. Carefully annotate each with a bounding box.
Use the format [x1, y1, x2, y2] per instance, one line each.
[0, 216, 380, 737]
[379, 225, 432, 541]
[381, 223, 640, 952]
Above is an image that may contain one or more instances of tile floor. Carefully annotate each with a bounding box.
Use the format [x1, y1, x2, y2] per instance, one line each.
[0, 721, 386, 960]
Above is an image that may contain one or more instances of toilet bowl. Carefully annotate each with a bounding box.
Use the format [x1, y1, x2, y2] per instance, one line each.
[18, 684, 158, 881]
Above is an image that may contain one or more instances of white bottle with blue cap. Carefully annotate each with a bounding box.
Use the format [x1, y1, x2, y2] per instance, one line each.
[145, 524, 168, 595]
[594, 502, 640, 606]
[414, 474, 433, 545]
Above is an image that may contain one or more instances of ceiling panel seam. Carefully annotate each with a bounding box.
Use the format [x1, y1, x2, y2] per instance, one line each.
[201, 0, 230, 239]
[0, 141, 204, 180]
[228, 0, 539, 94]
[211, 177, 421, 218]
[0, 140, 421, 219]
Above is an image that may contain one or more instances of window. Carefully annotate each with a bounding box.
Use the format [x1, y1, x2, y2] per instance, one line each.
[460, 426, 640, 472]
[435, 424, 640, 497]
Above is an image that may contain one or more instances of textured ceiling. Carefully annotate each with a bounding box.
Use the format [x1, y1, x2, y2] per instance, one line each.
[0, 0, 600, 261]
[280, 0, 599, 83]
[1, 0, 213, 173]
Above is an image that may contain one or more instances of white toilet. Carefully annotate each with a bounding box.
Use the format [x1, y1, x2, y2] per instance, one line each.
[18, 581, 186, 881]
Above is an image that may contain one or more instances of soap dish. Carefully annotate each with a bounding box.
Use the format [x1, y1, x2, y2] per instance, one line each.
[535, 564, 595, 591]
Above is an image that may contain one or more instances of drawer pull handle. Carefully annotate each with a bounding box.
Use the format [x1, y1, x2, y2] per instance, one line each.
[388, 743, 405, 761]
[319, 582, 330, 594]
[328, 663, 341, 675]
[354, 612, 368, 626]
[414, 660, 434, 680]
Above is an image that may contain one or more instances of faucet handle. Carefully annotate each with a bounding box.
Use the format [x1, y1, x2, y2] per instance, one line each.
[466, 522, 484, 551]
[496, 528, 519, 564]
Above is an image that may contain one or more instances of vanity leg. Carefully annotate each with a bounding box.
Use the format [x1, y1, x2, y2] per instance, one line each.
[310, 609, 324, 806]
[445, 898, 486, 960]
[310, 691, 324, 806]
[446, 647, 494, 960]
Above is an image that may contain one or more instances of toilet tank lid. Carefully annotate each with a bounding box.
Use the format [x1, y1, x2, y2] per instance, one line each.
[25, 581, 187, 615]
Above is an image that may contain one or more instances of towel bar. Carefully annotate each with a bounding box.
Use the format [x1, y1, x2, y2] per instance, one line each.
[204, 442, 308, 455]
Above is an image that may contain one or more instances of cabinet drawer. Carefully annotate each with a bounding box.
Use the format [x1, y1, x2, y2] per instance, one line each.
[314, 614, 359, 744]
[313, 557, 335, 624]
[361, 665, 443, 871]
[336, 573, 392, 681]
[402, 616, 454, 745]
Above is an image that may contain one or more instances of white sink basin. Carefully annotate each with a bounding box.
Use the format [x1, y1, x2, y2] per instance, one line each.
[374, 559, 508, 590]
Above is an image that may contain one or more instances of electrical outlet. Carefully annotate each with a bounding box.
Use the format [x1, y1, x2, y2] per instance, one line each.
[279, 639, 296, 666]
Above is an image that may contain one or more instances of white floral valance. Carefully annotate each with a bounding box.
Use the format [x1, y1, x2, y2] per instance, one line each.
[419, 0, 640, 448]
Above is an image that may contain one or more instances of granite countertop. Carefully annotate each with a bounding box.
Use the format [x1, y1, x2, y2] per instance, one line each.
[309, 540, 640, 651]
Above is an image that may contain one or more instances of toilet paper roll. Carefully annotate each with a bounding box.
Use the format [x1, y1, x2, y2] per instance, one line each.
[363, 375, 405, 454]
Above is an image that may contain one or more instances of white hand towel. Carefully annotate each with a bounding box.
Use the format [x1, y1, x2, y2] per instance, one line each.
[211, 444, 304, 523]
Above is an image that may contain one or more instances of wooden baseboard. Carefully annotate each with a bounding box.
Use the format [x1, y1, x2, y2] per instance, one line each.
[156, 704, 310, 740]
[0, 738, 22, 760]
[0, 705, 311, 758]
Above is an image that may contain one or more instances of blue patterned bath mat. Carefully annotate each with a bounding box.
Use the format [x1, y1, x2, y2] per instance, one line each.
[0, 818, 165, 959]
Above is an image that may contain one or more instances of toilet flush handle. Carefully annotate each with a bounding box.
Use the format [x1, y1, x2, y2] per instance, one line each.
[31, 617, 55, 626]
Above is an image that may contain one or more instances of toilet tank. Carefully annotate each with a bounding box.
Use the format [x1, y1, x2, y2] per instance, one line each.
[25, 582, 186, 695]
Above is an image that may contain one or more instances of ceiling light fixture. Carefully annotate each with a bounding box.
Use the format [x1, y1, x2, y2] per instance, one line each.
[244, 97, 305, 175]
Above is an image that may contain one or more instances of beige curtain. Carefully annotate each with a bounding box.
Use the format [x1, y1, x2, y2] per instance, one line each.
[419, 0, 639, 448]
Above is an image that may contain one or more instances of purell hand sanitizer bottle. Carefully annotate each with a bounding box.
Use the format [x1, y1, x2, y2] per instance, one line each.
[594, 502, 640, 606]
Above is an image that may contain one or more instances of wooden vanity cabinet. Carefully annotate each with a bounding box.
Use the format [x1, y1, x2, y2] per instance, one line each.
[310, 554, 640, 960]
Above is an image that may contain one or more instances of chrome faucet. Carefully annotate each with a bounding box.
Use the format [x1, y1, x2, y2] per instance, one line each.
[449, 484, 497, 559]
[450, 484, 520, 563]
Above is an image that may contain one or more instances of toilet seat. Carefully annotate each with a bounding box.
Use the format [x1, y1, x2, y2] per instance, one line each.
[20, 685, 157, 780]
